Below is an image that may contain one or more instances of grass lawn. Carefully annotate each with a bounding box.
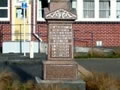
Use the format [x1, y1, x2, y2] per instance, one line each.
[0, 71, 120, 90]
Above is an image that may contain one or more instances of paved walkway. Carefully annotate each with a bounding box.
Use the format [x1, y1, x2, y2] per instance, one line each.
[76, 59, 120, 78]
[0, 53, 45, 82]
[0, 53, 46, 61]
[0, 53, 120, 82]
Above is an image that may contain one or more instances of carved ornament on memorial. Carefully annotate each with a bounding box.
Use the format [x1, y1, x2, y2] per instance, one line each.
[45, 9, 77, 20]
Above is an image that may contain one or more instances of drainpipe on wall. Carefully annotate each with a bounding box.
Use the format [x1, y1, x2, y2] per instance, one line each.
[32, 0, 43, 55]
[33, 0, 42, 42]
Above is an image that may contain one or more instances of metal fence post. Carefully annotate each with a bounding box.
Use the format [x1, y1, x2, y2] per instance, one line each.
[1, 25, 3, 45]
[0, 25, 3, 52]
[91, 32, 94, 49]
[20, 24, 22, 54]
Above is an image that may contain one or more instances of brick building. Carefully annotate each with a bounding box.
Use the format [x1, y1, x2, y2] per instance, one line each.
[0, 0, 120, 53]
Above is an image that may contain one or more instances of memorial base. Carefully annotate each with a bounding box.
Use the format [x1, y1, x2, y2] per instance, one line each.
[38, 80, 86, 90]
[43, 61, 78, 80]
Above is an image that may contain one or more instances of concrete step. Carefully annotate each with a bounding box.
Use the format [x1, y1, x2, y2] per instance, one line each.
[0, 53, 47, 61]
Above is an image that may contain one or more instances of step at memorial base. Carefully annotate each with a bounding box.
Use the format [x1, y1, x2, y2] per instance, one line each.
[43, 61, 78, 80]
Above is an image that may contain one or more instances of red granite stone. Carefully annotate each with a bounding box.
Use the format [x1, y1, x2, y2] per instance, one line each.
[43, 61, 78, 80]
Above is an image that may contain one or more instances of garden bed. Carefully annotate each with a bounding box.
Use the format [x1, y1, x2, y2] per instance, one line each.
[74, 48, 120, 58]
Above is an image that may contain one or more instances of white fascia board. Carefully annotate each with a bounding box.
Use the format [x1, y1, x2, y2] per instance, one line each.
[75, 18, 120, 22]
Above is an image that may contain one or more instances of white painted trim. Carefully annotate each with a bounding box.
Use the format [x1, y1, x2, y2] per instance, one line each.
[111, 0, 117, 19]
[33, 0, 42, 42]
[75, 19, 120, 22]
[76, 0, 120, 22]
[76, 0, 83, 20]
[37, 0, 45, 21]
[37, 18, 45, 21]
[8, 0, 10, 21]
[27, 0, 31, 41]
[12, 0, 15, 41]
[95, 0, 99, 19]
[33, 0, 36, 33]
[0, 0, 10, 21]
[0, 18, 10, 21]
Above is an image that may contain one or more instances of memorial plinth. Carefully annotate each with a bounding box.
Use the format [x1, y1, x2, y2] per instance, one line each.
[43, 61, 78, 80]
[43, 0, 78, 80]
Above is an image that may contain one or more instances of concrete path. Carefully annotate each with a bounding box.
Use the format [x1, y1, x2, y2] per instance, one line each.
[76, 59, 120, 78]
[0, 53, 120, 81]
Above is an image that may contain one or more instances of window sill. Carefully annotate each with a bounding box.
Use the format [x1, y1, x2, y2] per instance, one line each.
[37, 18, 45, 21]
[0, 18, 10, 21]
[76, 18, 120, 22]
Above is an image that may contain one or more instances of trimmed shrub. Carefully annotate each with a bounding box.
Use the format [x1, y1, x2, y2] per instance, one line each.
[88, 49, 106, 58]
[112, 48, 120, 57]
[74, 52, 88, 58]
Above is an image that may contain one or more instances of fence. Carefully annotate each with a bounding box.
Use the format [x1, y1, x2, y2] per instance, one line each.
[74, 30, 120, 48]
[0, 24, 48, 53]
[0, 24, 120, 49]
[0, 24, 48, 42]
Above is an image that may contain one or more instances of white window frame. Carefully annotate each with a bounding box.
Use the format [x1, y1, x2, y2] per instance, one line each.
[83, 0, 95, 18]
[0, 0, 10, 21]
[116, 0, 120, 19]
[72, 0, 77, 9]
[99, 0, 111, 18]
[37, 0, 45, 21]
[76, 0, 120, 22]
[96, 41, 103, 47]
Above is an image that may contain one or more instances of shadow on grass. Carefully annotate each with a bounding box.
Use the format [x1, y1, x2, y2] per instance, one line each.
[8, 64, 34, 82]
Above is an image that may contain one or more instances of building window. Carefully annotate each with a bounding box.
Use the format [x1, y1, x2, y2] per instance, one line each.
[99, 0, 110, 18]
[96, 41, 103, 47]
[0, 9, 8, 18]
[72, 0, 77, 9]
[17, 0, 24, 3]
[37, 0, 49, 21]
[117, 0, 120, 18]
[0, 0, 9, 20]
[83, 0, 95, 18]
[16, 8, 27, 19]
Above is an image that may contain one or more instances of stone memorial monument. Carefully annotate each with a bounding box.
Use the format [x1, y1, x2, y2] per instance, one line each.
[42, 0, 86, 89]
[43, 0, 78, 80]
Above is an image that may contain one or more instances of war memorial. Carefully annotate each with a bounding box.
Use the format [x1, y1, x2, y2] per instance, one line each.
[41, 0, 85, 89]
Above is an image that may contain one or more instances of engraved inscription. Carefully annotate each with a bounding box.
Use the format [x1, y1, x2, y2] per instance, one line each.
[51, 44, 71, 57]
[49, 24, 73, 58]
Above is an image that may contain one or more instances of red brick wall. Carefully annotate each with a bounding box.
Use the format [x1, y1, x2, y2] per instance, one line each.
[2, 24, 11, 41]
[0, 25, 2, 47]
[35, 22, 120, 47]
[31, 22, 48, 42]
[73, 22, 120, 47]
[1, 22, 120, 48]
[0, 0, 12, 47]
[36, 22, 48, 42]
[0, 23, 11, 47]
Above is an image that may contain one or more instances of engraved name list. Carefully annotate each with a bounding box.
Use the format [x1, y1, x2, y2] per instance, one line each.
[49, 24, 73, 58]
